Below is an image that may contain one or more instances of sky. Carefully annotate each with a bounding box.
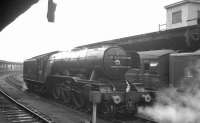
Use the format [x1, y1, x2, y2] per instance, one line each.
[0, 0, 180, 62]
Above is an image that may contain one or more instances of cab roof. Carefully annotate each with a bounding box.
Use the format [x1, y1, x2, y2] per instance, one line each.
[171, 49, 200, 56]
[138, 49, 175, 59]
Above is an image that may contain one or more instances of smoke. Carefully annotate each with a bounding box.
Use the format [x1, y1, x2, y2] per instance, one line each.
[138, 59, 200, 123]
[22, 82, 28, 91]
[17, 74, 28, 91]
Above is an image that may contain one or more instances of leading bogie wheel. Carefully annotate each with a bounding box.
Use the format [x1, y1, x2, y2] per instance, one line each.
[72, 91, 86, 109]
[60, 82, 71, 104]
[52, 84, 62, 100]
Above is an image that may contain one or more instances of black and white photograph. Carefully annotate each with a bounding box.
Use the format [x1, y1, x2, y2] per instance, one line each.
[0, 0, 200, 123]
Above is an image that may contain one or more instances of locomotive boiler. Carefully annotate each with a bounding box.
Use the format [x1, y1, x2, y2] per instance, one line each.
[50, 46, 134, 80]
[23, 46, 153, 116]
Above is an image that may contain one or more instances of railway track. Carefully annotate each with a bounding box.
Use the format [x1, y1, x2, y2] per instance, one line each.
[107, 113, 157, 123]
[5, 74, 25, 91]
[134, 114, 157, 123]
[0, 81, 54, 123]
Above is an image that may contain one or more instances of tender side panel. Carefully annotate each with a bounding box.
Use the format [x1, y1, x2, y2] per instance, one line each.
[23, 59, 38, 81]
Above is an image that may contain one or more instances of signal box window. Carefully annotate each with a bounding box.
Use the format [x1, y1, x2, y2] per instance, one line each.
[172, 11, 182, 24]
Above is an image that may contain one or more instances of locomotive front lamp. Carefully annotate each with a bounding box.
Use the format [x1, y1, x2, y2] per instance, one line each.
[112, 95, 122, 104]
[142, 94, 151, 102]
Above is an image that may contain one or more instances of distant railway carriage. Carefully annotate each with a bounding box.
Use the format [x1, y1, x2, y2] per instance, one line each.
[127, 49, 200, 91]
[23, 46, 153, 116]
[169, 51, 200, 89]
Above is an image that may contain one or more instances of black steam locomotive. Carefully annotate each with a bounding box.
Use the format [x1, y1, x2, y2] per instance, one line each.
[23, 46, 153, 116]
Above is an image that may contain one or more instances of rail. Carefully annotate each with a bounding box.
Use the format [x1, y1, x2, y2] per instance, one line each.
[0, 86, 54, 123]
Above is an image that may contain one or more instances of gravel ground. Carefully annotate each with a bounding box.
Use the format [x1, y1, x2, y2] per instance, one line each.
[0, 73, 109, 123]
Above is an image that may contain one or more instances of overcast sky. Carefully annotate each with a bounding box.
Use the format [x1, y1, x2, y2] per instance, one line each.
[1, 0, 180, 62]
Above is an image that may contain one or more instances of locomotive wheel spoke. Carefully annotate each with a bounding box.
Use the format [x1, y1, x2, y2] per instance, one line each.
[52, 82, 72, 104]
[72, 91, 85, 109]
[61, 84, 71, 104]
[61, 88, 71, 104]
[98, 102, 114, 118]
[52, 84, 62, 99]
[39, 85, 47, 95]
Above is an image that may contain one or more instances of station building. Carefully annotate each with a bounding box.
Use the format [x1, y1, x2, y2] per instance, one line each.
[165, 0, 200, 29]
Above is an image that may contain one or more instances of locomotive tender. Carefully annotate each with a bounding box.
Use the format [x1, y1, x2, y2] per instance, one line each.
[23, 46, 152, 115]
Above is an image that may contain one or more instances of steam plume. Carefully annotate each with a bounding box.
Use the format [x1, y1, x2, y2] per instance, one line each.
[138, 59, 200, 123]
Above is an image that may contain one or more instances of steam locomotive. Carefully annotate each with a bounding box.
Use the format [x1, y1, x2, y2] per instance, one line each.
[23, 46, 153, 116]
